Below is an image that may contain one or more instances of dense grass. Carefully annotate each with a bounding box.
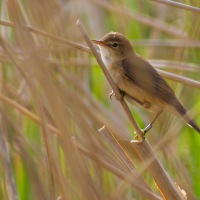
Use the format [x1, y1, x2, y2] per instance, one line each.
[0, 0, 200, 199]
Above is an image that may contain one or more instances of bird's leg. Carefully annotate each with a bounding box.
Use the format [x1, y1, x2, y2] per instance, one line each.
[142, 111, 162, 135]
[132, 111, 162, 142]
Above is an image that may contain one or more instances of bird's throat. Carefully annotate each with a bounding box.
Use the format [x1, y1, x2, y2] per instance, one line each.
[99, 46, 117, 70]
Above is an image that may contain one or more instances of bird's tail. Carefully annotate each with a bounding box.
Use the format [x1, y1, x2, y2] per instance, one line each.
[174, 101, 200, 134]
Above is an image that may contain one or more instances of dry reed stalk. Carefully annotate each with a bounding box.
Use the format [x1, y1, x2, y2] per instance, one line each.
[0, 92, 162, 199]
[150, 0, 200, 14]
[0, 126, 19, 200]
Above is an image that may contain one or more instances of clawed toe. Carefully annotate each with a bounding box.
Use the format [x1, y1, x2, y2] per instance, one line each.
[131, 122, 154, 143]
[109, 90, 124, 101]
[130, 131, 145, 143]
[109, 90, 115, 100]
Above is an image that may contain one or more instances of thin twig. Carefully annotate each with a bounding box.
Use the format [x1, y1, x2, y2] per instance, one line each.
[150, 60, 200, 71]
[0, 94, 60, 135]
[98, 126, 136, 172]
[0, 19, 90, 53]
[0, 127, 19, 200]
[151, 0, 200, 14]
[157, 69, 200, 89]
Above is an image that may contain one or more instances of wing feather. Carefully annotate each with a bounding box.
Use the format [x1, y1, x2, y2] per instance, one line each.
[122, 54, 175, 104]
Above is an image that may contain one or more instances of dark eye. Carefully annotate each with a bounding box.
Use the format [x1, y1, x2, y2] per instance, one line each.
[112, 43, 118, 48]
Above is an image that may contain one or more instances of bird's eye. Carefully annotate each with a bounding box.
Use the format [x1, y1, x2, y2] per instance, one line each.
[112, 43, 118, 48]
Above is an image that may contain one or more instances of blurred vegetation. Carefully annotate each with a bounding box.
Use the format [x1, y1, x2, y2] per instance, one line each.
[0, 0, 200, 199]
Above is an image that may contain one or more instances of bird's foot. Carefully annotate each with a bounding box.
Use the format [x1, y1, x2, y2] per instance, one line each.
[109, 90, 115, 100]
[131, 133, 145, 143]
[109, 90, 124, 102]
[131, 123, 152, 143]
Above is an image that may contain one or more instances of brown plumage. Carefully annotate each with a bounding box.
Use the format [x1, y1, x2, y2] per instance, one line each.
[92, 32, 200, 133]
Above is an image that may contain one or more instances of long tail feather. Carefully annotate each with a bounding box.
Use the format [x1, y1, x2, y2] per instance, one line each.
[175, 101, 200, 134]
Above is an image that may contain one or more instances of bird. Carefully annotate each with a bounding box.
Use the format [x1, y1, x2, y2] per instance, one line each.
[92, 32, 200, 134]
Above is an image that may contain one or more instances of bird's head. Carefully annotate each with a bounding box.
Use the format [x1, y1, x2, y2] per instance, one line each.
[92, 32, 134, 62]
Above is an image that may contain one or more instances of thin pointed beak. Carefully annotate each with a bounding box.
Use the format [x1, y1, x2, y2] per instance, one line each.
[91, 40, 106, 46]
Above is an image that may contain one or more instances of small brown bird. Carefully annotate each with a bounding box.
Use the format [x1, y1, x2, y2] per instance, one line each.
[92, 32, 200, 134]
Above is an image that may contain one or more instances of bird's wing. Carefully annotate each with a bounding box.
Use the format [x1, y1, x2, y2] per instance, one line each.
[122, 54, 175, 104]
[122, 54, 200, 133]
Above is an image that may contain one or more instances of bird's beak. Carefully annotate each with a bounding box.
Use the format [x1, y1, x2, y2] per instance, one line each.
[91, 40, 106, 46]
